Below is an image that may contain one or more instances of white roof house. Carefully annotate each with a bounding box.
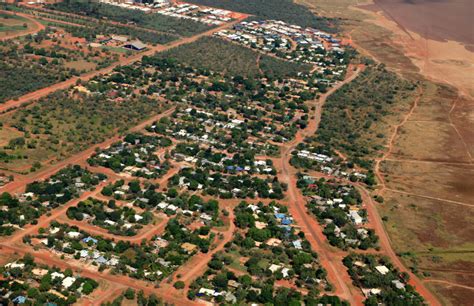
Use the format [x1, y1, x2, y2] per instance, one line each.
[375, 265, 390, 275]
[51, 272, 65, 279]
[62, 276, 76, 289]
[67, 231, 81, 239]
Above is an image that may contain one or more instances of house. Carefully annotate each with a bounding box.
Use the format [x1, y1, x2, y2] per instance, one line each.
[67, 231, 81, 239]
[82, 237, 98, 244]
[167, 204, 178, 211]
[375, 265, 390, 275]
[292, 240, 302, 249]
[157, 202, 168, 210]
[12, 296, 26, 304]
[181, 242, 198, 253]
[281, 217, 293, 225]
[266, 238, 282, 246]
[255, 221, 267, 229]
[95, 256, 108, 265]
[200, 213, 213, 222]
[349, 210, 363, 225]
[124, 41, 147, 51]
[104, 220, 117, 226]
[108, 258, 119, 266]
[79, 250, 90, 258]
[392, 280, 405, 290]
[48, 289, 66, 300]
[228, 280, 240, 288]
[134, 214, 144, 222]
[225, 292, 237, 303]
[111, 35, 128, 42]
[362, 288, 382, 297]
[198, 288, 216, 296]
[5, 262, 25, 269]
[62, 276, 76, 289]
[51, 272, 65, 280]
[268, 264, 282, 273]
[274, 213, 286, 219]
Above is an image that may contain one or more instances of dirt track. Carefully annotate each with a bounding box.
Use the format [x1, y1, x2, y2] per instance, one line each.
[0, 10, 45, 41]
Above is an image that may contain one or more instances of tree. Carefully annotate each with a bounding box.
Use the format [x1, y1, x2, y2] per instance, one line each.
[174, 281, 185, 289]
[82, 282, 94, 295]
[124, 288, 135, 300]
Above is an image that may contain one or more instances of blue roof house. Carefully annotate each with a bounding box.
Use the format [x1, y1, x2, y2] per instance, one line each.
[12, 296, 27, 304]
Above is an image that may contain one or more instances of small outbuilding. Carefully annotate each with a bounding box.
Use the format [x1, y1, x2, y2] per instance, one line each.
[123, 41, 147, 51]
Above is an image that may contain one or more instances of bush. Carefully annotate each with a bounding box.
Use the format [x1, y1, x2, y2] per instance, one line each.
[173, 281, 185, 289]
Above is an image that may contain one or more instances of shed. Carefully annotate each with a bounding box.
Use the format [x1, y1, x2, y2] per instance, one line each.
[124, 41, 147, 51]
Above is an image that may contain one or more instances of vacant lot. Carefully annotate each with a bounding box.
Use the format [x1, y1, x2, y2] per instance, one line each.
[0, 12, 30, 35]
[0, 90, 168, 171]
[157, 36, 310, 78]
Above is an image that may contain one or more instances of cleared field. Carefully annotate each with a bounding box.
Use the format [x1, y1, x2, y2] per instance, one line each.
[0, 12, 29, 34]
[391, 121, 472, 162]
[381, 161, 474, 207]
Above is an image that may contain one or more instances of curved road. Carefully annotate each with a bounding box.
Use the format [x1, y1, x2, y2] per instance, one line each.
[0, 11, 45, 41]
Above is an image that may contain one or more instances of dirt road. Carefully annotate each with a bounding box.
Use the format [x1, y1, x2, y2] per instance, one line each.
[277, 67, 365, 305]
[0, 15, 247, 114]
[56, 214, 169, 245]
[356, 186, 441, 306]
[0, 10, 45, 41]
[0, 107, 176, 194]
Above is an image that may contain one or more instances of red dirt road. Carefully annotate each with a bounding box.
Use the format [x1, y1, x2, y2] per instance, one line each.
[0, 107, 176, 194]
[0, 10, 45, 41]
[277, 67, 365, 305]
[56, 214, 169, 245]
[357, 186, 442, 306]
[0, 15, 247, 114]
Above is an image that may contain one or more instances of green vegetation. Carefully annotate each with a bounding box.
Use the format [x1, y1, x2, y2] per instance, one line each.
[314, 64, 416, 168]
[101, 289, 163, 306]
[0, 13, 29, 32]
[156, 36, 310, 78]
[47, 0, 213, 37]
[297, 176, 379, 250]
[186, 0, 336, 32]
[0, 26, 118, 103]
[2, 88, 168, 165]
[0, 165, 105, 236]
[47, 19, 177, 45]
[189, 201, 347, 305]
[87, 133, 172, 179]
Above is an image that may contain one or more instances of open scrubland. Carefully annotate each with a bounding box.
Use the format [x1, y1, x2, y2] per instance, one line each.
[156, 36, 310, 78]
[297, 0, 474, 305]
